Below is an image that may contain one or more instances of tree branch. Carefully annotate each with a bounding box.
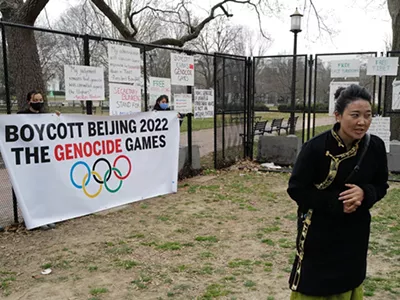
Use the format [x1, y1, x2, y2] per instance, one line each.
[18, 0, 50, 24]
[90, 0, 135, 39]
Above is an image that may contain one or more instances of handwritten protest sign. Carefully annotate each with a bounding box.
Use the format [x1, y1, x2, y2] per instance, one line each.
[149, 77, 171, 107]
[64, 65, 105, 101]
[330, 60, 360, 78]
[367, 57, 398, 76]
[109, 83, 141, 115]
[173, 94, 192, 114]
[368, 117, 391, 153]
[329, 81, 359, 116]
[170, 53, 194, 86]
[194, 89, 214, 119]
[108, 44, 141, 84]
[392, 80, 400, 110]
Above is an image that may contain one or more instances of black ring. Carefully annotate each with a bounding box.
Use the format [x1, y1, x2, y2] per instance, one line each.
[92, 158, 112, 184]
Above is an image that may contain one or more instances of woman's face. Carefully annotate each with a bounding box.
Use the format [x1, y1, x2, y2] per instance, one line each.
[31, 93, 43, 103]
[160, 98, 168, 104]
[335, 99, 372, 142]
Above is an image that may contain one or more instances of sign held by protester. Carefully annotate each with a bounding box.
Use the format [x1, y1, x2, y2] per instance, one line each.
[0, 113, 179, 229]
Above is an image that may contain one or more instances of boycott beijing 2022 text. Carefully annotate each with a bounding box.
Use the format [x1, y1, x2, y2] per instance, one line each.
[4, 117, 169, 165]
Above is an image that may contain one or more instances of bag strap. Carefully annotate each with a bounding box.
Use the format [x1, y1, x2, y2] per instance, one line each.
[344, 133, 371, 183]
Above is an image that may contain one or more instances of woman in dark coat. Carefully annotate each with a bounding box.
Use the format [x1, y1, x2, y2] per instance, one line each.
[287, 84, 389, 300]
[153, 94, 185, 126]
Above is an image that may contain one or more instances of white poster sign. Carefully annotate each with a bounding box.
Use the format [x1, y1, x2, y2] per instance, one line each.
[170, 53, 194, 86]
[108, 44, 141, 84]
[329, 81, 359, 116]
[194, 89, 214, 119]
[0, 113, 179, 229]
[367, 57, 398, 76]
[368, 117, 391, 153]
[392, 80, 400, 110]
[330, 60, 360, 78]
[149, 77, 171, 107]
[173, 94, 192, 114]
[109, 83, 141, 115]
[64, 65, 105, 101]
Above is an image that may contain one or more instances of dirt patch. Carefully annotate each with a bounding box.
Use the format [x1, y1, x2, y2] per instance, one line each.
[0, 171, 398, 300]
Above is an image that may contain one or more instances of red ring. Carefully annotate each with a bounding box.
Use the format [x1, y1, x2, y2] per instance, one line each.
[113, 155, 132, 180]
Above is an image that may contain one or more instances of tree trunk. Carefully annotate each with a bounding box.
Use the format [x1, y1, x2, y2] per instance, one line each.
[1, 2, 47, 112]
[387, 0, 400, 140]
[6, 26, 46, 110]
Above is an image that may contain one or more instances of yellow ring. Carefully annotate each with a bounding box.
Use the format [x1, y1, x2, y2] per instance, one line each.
[82, 171, 102, 198]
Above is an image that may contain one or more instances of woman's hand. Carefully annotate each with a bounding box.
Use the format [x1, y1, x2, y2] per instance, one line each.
[55, 110, 61, 116]
[339, 184, 364, 214]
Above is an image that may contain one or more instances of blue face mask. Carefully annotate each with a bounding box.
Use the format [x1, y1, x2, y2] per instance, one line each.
[159, 103, 168, 110]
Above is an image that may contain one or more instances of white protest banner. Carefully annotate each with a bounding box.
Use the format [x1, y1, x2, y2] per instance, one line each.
[109, 83, 142, 115]
[194, 89, 214, 119]
[64, 65, 105, 101]
[0, 113, 179, 229]
[329, 81, 359, 116]
[149, 77, 171, 107]
[170, 53, 194, 86]
[367, 57, 399, 76]
[392, 80, 400, 110]
[108, 44, 141, 84]
[368, 117, 391, 153]
[173, 94, 192, 114]
[330, 60, 360, 78]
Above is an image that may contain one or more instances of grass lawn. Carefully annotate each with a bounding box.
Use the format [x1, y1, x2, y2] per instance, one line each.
[0, 170, 398, 299]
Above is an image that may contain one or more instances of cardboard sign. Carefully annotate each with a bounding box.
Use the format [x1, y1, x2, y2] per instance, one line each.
[194, 89, 214, 119]
[64, 65, 105, 101]
[173, 94, 192, 114]
[330, 60, 360, 78]
[170, 53, 194, 86]
[109, 83, 141, 115]
[108, 44, 141, 84]
[367, 57, 398, 76]
[149, 77, 171, 107]
[368, 117, 391, 153]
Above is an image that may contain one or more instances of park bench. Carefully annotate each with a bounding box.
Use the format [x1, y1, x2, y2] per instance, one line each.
[280, 116, 299, 135]
[265, 118, 284, 135]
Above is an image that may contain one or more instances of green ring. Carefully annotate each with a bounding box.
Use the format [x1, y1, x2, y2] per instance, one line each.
[104, 168, 123, 193]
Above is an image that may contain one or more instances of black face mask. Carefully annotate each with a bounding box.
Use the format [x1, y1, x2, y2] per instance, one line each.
[31, 102, 44, 111]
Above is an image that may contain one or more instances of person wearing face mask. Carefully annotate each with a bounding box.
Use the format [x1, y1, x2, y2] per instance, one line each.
[17, 90, 60, 115]
[153, 95, 185, 126]
[16, 90, 57, 230]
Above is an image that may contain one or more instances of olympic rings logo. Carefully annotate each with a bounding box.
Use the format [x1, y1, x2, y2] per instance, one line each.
[70, 155, 132, 198]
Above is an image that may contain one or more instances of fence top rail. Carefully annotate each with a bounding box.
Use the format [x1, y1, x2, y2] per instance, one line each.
[315, 51, 378, 57]
[0, 20, 215, 57]
[214, 52, 247, 60]
[253, 54, 308, 59]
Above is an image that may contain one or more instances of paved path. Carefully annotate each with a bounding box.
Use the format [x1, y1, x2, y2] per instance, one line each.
[180, 116, 335, 157]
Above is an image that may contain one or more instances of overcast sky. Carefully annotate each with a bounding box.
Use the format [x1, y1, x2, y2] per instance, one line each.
[42, 0, 392, 55]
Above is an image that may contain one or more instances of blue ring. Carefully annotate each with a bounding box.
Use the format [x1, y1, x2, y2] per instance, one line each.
[70, 161, 91, 189]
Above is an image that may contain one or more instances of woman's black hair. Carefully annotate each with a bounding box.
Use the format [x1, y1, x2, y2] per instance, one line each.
[334, 84, 372, 114]
[26, 90, 37, 102]
[153, 94, 169, 111]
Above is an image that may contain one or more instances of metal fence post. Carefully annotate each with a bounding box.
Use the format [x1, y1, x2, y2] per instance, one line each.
[307, 55, 313, 141]
[213, 54, 218, 169]
[143, 46, 148, 111]
[187, 86, 193, 167]
[83, 34, 92, 115]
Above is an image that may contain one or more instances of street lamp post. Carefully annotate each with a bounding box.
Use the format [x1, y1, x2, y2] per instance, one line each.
[289, 8, 303, 134]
